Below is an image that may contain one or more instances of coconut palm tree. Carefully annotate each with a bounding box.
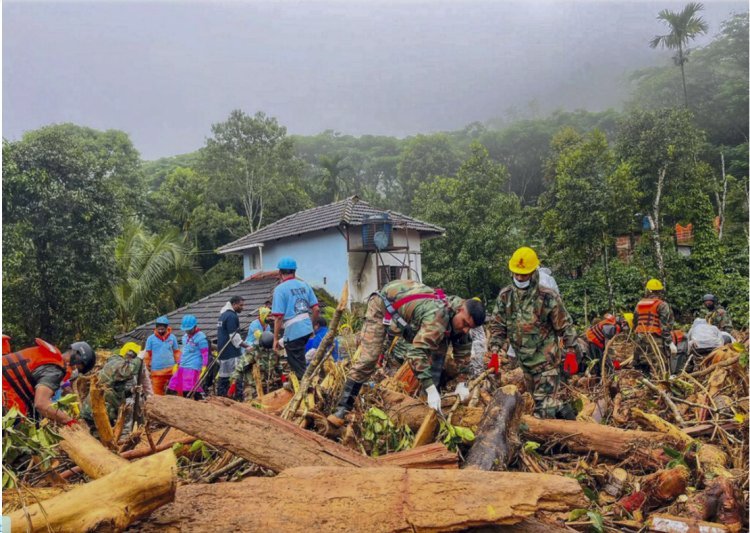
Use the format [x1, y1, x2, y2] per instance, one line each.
[318, 154, 353, 203]
[650, 2, 708, 107]
[112, 221, 199, 332]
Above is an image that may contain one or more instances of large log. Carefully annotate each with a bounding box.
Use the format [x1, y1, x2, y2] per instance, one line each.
[521, 415, 674, 468]
[377, 442, 458, 469]
[464, 385, 523, 471]
[146, 394, 376, 471]
[88, 375, 116, 449]
[379, 388, 484, 431]
[138, 466, 584, 532]
[9, 450, 176, 533]
[58, 424, 128, 478]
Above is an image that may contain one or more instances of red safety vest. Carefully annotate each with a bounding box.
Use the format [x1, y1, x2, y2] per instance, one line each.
[634, 299, 663, 335]
[586, 315, 620, 349]
[2, 339, 69, 416]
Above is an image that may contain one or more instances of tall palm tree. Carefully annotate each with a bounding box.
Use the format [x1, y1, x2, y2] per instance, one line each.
[650, 2, 708, 107]
[318, 154, 352, 203]
[112, 221, 200, 332]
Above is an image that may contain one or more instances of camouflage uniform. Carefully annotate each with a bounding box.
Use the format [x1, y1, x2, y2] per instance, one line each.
[488, 271, 578, 418]
[230, 345, 278, 400]
[349, 280, 464, 389]
[705, 306, 733, 333]
[390, 296, 474, 388]
[633, 291, 674, 371]
[82, 354, 142, 425]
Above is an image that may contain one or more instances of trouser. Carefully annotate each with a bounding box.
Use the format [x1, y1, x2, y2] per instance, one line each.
[634, 334, 667, 373]
[285, 335, 312, 380]
[586, 342, 615, 376]
[217, 357, 243, 398]
[348, 296, 388, 384]
[522, 361, 571, 419]
[165, 388, 204, 401]
[150, 369, 172, 396]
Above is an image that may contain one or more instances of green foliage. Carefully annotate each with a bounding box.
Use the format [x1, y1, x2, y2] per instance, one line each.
[362, 407, 413, 457]
[437, 420, 475, 452]
[586, 510, 605, 533]
[2, 408, 61, 489]
[397, 134, 462, 212]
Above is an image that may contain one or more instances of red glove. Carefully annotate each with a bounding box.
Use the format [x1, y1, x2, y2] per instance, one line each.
[280, 374, 288, 383]
[563, 352, 579, 376]
[487, 353, 500, 374]
[613, 360, 621, 370]
[65, 419, 79, 428]
[228, 382, 237, 398]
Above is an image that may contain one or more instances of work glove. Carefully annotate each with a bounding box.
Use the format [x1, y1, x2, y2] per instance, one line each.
[455, 382, 470, 402]
[200, 366, 207, 379]
[64, 419, 79, 428]
[669, 342, 678, 355]
[613, 360, 621, 370]
[172, 364, 179, 374]
[228, 382, 237, 398]
[563, 351, 579, 376]
[137, 350, 147, 360]
[425, 385, 442, 414]
[487, 353, 500, 374]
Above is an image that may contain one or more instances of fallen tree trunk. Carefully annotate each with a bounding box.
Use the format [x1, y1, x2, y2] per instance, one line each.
[3, 487, 67, 514]
[251, 387, 293, 414]
[138, 466, 584, 532]
[377, 442, 458, 469]
[58, 423, 128, 478]
[9, 450, 176, 533]
[464, 385, 523, 471]
[146, 394, 376, 471]
[88, 375, 116, 449]
[617, 465, 689, 513]
[379, 389, 484, 431]
[685, 477, 744, 532]
[521, 415, 673, 468]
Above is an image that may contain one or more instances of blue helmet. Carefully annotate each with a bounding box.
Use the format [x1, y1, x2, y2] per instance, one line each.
[180, 314, 198, 331]
[155, 315, 170, 326]
[277, 257, 297, 270]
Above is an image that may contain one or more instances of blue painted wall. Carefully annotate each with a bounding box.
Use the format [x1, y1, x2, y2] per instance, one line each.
[243, 229, 349, 298]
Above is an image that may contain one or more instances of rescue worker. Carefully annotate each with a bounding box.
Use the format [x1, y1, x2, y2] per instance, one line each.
[702, 294, 733, 333]
[228, 331, 280, 400]
[305, 317, 339, 365]
[246, 306, 272, 345]
[2, 339, 96, 425]
[216, 296, 252, 397]
[144, 316, 180, 395]
[2, 335, 11, 355]
[271, 257, 320, 380]
[633, 278, 675, 373]
[327, 279, 485, 427]
[167, 315, 209, 399]
[584, 313, 628, 373]
[81, 342, 142, 427]
[669, 329, 689, 375]
[488, 247, 580, 419]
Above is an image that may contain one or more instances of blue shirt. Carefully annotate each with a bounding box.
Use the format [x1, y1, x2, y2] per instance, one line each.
[305, 327, 339, 362]
[246, 319, 270, 345]
[145, 332, 179, 371]
[180, 330, 209, 371]
[272, 277, 318, 342]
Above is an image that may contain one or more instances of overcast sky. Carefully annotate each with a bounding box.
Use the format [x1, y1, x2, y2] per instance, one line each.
[3, 0, 744, 159]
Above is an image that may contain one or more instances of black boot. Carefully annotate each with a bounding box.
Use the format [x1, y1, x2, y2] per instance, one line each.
[216, 377, 230, 397]
[327, 379, 363, 427]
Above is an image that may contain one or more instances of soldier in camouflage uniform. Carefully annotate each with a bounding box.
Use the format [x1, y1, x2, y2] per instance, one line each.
[228, 331, 280, 401]
[81, 342, 142, 427]
[702, 294, 733, 333]
[327, 279, 486, 426]
[633, 279, 675, 374]
[488, 247, 580, 419]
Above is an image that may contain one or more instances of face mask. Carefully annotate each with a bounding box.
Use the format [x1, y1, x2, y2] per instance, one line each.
[705, 302, 715, 310]
[513, 278, 530, 289]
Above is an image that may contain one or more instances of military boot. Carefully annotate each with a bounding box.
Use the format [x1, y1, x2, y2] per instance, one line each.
[327, 379, 363, 427]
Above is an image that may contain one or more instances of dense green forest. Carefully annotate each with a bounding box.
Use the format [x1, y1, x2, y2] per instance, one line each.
[3, 12, 748, 347]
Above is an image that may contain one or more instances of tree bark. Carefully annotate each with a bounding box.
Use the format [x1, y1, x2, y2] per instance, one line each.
[464, 385, 523, 471]
[379, 389, 484, 432]
[685, 477, 743, 532]
[521, 415, 673, 469]
[88, 375, 116, 449]
[8, 450, 176, 533]
[138, 466, 584, 532]
[146, 394, 376, 471]
[617, 465, 689, 513]
[652, 166, 667, 283]
[58, 423, 128, 478]
[376, 442, 458, 469]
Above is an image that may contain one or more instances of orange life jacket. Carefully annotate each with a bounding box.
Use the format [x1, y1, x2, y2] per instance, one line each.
[634, 298, 663, 335]
[586, 315, 620, 349]
[2, 335, 10, 355]
[2, 339, 69, 416]
[671, 330, 686, 344]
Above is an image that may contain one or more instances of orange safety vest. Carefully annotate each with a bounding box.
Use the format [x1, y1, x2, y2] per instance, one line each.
[2, 339, 69, 417]
[671, 330, 686, 344]
[586, 315, 620, 349]
[634, 299, 663, 335]
[2, 335, 10, 355]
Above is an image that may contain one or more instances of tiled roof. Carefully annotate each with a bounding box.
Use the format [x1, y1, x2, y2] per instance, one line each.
[114, 272, 279, 347]
[217, 196, 444, 254]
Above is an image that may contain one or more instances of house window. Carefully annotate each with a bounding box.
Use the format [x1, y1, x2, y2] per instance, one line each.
[378, 265, 403, 287]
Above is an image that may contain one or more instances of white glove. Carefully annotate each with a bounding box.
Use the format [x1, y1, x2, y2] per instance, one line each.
[455, 382, 470, 402]
[231, 332, 243, 348]
[669, 342, 678, 355]
[425, 385, 442, 414]
[137, 350, 147, 360]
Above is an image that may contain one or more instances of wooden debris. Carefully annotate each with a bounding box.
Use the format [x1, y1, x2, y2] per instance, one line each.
[464, 385, 523, 471]
[379, 388, 484, 431]
[138, 466, 585, 532]
[649, 513, 730, 533]
[376, 442, 458, 469]
[8, 450, 177, 533]
[618, 466, 689, 513]
[412, 410, 439, 448]
[685, 477, 744, 531]
[58, 423, 128, 479]
[88, 375, 116, 449]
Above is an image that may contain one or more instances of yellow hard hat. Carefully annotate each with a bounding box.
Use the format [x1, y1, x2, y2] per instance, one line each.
[623, 313, 634, 330]
[508, 247, 540, 275]
[646, 278, 664, 291]
[120, 342, 141, 357]
[258, 306, 271, 321]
